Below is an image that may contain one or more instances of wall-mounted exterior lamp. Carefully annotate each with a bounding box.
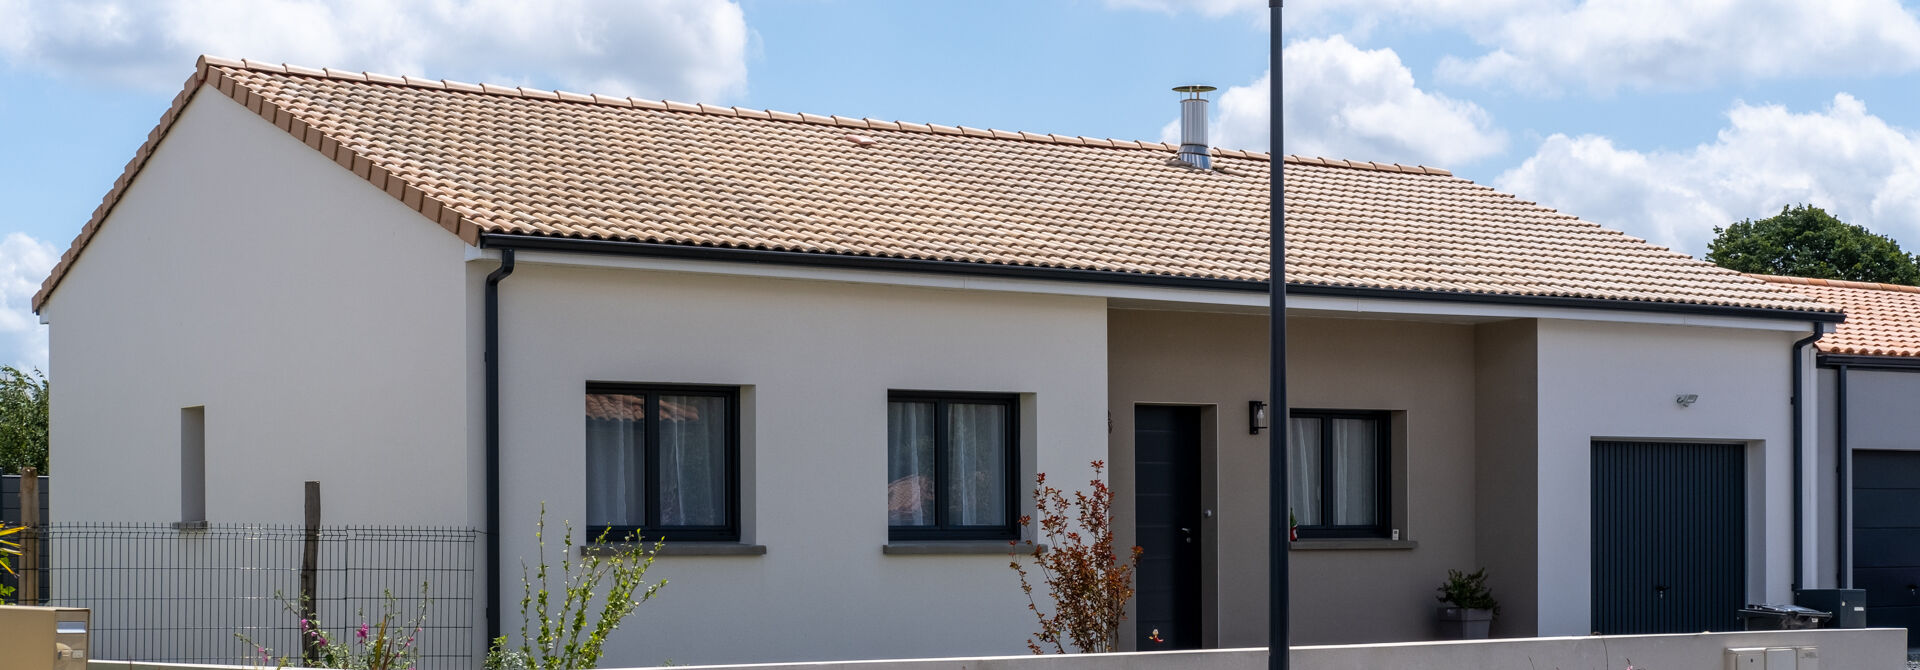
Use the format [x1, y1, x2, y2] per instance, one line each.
[1250, 400, 1269, 434]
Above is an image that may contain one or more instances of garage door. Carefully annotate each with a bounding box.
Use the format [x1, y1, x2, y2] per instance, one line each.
[1853, 450, 1920, 638]
[1592, 441, 1747, 634]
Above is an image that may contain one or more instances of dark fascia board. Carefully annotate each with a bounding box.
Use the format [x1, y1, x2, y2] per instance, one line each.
[478, 234, 1844, 324]
[1818, 353, 1920, 371]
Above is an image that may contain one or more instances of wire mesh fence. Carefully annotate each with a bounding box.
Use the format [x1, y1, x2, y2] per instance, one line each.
[33, 522, 477, 668]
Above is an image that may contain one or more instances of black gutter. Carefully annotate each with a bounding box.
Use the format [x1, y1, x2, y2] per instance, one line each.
[483, 248, 515, 645]
[1836, 363, 1850, 589]
[1819, 353, 1920, 370]
[1790, 322, 1828, 591]
[1269, 1, 1289, 667]
[478, 234, 1845, 324]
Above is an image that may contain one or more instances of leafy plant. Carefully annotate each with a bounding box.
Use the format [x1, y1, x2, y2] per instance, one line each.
[0, 366, 49, 476]
[485, 503, 666, 670]
[1436, 567, 1499, 615]
[235, 584, 431, 670]
[1009, 460, 1142, 654]
[0, 521, 20, 601]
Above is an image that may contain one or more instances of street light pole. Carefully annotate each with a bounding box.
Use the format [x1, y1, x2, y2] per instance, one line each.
[1267, 2, 1288, 670]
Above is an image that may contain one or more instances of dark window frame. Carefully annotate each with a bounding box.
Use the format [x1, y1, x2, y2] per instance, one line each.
[586, 382, 741, 543]
[1288, 409, 1391, 539]
[887, 391, 1021, 542]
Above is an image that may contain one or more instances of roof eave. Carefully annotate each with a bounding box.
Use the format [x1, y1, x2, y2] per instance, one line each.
[479, 233, 1843, 324]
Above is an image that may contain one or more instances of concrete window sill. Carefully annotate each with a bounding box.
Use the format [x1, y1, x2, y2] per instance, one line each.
[579, 543, 767, 557]
[1289, 539, 1419, 551]
[883, 541, 1043, 556]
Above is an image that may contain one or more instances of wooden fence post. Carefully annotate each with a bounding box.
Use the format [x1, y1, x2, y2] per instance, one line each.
[19, 467, 37, 606]
[300, 481, 321, 664]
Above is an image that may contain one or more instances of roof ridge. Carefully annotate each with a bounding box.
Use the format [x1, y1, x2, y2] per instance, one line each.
[201, 55, 1438, 176]
[1747, 273, 1920, 294]
[201, 55, 1281, 160]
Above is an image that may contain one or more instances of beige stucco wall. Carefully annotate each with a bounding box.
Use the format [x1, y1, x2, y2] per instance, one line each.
[493, 263, 1108, 666]
[45, 87, 475, 526]
[1107, 310, 1480, 647]
[1472, 319, 1538, 637]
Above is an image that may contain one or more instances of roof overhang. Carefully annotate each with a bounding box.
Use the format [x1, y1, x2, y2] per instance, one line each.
[478, 233, 1840, 329]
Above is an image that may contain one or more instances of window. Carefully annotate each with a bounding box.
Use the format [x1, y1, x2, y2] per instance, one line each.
[887, 392, 1018, 541]
[181, 406, 205, 523]
[586, 384, 739, 542]
[1286, 410, 1389, 539]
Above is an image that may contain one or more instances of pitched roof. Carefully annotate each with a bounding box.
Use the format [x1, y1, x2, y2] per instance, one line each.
[1751, 275, 1920, 357]
[33, 56, 1835, 318]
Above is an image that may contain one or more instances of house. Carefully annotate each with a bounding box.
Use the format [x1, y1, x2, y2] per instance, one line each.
[35, 56, 1844, 666]
[1754, 274, 1920, 642]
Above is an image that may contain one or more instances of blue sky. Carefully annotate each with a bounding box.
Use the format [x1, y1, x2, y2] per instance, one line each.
[4, 0, 1920, 371]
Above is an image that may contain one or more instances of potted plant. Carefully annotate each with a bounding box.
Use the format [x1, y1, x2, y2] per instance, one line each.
[1435, 568, 1498, 639]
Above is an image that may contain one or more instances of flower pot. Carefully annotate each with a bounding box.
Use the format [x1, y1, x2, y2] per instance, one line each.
[1436, 606, 1494, 640]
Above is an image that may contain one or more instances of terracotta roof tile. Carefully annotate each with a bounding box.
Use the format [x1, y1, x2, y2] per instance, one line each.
[31, 57, 1837, 317]
[1751, 275, 1920, 356]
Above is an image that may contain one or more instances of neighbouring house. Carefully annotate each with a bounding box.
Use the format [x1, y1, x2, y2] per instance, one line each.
[35, 56, 1846, 666]
[1755, 274, 1920, 643]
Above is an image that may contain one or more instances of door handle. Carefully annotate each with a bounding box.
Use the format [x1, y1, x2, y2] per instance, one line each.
[1655, 585, 1669, 599]
[1179, 527, 1193, 543]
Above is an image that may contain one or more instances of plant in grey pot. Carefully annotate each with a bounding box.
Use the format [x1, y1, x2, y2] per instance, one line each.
[1435, 568, 1499, 640]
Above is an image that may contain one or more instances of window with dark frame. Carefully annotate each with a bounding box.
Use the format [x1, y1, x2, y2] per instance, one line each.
[1286, 410, 1389, 539]
[887, 392, 1019, 542]
[585, 383, 740, 542]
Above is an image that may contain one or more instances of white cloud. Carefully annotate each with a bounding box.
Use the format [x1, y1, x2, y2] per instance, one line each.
[0, 233, 56, 373]
[1428, 0, 1920, 95]
[0, 0, 750, 101]
[1162, 36, 1504, 167]
[1494, 94, 1920, 257]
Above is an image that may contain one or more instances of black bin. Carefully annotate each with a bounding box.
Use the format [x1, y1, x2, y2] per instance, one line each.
[1795, 588, 1867, 628]
[1738, 604, 1831, 630]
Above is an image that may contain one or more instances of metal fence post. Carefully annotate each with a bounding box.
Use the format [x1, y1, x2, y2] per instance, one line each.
[20, 467, 38, 606]
[300, 481, 321, 664]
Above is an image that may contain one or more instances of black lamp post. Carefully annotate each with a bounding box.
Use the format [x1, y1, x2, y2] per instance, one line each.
[1268, 2, 1288, 670]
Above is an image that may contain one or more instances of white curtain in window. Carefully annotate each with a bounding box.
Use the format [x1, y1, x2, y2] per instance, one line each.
[1329, 417, 1378, 526]
[585, 393, 645, 527]
[947, 403, 1007, 526]
[887, 402, 936, 525]
[659, 395, 728, 526]
[1287, 418, 1322, 525]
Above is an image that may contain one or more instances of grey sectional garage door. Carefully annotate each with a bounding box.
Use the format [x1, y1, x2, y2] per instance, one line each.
[1592, 441, 1746, 635]
[1853, 449, 1920, 638]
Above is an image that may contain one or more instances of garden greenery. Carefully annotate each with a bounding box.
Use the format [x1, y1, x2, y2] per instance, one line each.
[1436, 567, 1499, 615]
[1009, 460, 1141, 654]
[485, 503, 665, 670]
[235, 584, 431, 670]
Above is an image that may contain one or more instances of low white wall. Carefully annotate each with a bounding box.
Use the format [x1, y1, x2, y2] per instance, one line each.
[600, 629, 1904, 670]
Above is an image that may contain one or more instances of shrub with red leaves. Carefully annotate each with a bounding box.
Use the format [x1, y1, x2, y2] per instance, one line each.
[1009, 460, 1143, 654]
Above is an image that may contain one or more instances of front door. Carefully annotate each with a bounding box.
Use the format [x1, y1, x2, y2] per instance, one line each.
[1134, 405, 1202, 650]
[1591, 440, 1747, 634]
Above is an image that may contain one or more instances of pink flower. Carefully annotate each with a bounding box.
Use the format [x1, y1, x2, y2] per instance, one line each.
[357, 623, 370, 641]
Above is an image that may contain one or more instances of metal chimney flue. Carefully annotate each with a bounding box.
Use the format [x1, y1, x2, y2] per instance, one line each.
[1174, 85, 1217, 169]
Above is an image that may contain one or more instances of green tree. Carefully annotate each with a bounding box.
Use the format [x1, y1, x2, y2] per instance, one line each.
[1707, 204, 1920, 285]
[0, 367, 49, 475]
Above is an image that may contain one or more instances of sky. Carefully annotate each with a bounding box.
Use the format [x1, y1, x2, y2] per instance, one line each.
[3, 0, 1920, 372]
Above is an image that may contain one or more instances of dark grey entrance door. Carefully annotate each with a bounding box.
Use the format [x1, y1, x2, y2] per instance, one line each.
[1135, 406, 1202, 650]
[1592, 440, 1746, 634]
[1852, 450, 1920, 638]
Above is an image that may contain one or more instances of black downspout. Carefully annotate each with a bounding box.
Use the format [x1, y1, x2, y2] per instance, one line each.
[1790, 322, 1826, 592]
[484, 248, 516, 645]
[1268, 2, 1289, 669]
[1836, 364, 1850, 588]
